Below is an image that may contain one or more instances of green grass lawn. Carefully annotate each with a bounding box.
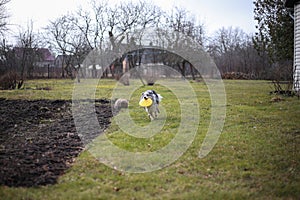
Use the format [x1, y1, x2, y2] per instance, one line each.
[0, 79, 299, 199]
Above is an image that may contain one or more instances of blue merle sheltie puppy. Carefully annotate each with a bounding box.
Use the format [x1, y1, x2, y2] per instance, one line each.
[140, 90, 163, 120]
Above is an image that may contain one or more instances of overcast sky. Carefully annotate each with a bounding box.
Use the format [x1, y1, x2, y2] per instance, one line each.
[7, 0, 256, 39]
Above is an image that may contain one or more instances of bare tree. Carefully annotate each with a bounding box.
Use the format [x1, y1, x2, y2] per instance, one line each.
[0, 38, 23, 89]
[15, 21, 41, 79]
[207, 26, 271, 79]
[46, 15, 73, 77]
[106, 0, 162, 83]
[208, 27, 248, 73]
[46, 14, 91, 80]
[166, 7, 206, 46]
[71, 0, 109, 78]
[0, 0, 11, 78]
[0, 0, 10, 35]
[72, 0, 108, 50]
[43, 0, 206, 82]
[0, 21, 41, 89]
[108, 0, 161, 45]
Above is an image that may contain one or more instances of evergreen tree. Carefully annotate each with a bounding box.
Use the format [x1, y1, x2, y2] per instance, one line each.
[253, 0, 294, 63]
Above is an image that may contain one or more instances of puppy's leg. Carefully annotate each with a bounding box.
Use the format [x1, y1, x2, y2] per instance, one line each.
[149, 111, 154, 120]
[145, 107, 154, 120]
[149, 114, 154, 121]
[152, 104, 160, 118]
[154, 105, 158, 118]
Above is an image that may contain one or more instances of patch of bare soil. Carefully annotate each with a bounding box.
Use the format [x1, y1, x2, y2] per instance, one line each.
[0, 98, 112, 187]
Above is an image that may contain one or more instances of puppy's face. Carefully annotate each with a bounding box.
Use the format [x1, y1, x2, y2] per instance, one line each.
[141, 90, 154, 101]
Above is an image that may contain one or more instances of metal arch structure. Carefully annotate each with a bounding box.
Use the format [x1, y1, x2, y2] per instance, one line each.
[109, 47, 201, 84]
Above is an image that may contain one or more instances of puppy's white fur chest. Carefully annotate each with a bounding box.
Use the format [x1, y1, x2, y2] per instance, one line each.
[145, 104, 157, 113]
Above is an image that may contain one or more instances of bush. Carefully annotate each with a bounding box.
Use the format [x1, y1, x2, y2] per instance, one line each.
[222, 72, 255, 80]
[0, 71, 24, 90]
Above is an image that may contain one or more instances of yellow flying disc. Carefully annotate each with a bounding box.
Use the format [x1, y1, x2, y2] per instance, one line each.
[139, 98, 153, 107]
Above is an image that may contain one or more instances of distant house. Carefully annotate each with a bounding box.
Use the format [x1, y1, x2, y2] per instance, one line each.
[55, 54, 84, 78]
[35, 48, 55, 68]
[54, 54, 71, 70]
[13, 47, 56, 78]
[14, 47, 55, 68]
[285, 0, 300, 92]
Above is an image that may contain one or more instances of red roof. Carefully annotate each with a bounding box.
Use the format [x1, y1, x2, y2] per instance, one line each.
[13, 47, 55, 62]
[38, 48, 55, 61]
